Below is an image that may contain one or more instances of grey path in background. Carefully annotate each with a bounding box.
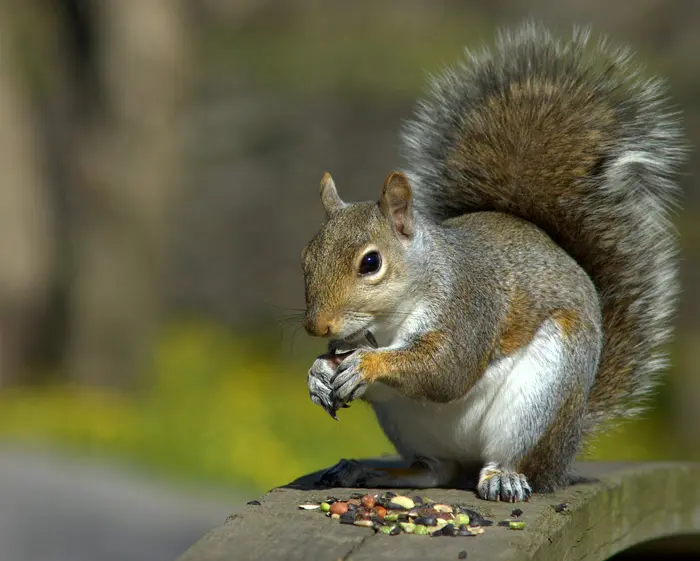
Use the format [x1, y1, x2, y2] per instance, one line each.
[0, 445, 245, 561]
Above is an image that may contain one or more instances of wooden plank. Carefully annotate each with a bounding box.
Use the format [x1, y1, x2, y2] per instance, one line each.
[176, 461, 700, 561]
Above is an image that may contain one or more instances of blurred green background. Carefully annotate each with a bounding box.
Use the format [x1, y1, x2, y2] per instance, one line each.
[0, 0, 698, 501]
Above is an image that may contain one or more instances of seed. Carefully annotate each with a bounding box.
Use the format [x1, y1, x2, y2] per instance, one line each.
[461, 509, 483, 520]
[373, 506, 387, 518]
[414, 516, 437, 526]
[454, 514, 470, 526]
[361, 494, 376, 509]
[331, 513, 340, 520]
[458, 550, 468, 559]
[329, 502, 349, 515]
[246, 500, 261, 506]
[509, 521, 526, 530]
[389, 496, 415, 509]
[375, 498, 391, 509]
[297, 504, 320, 510]
[511, 508, 523, 517]
[354, 519, 375, 528]
[399, 522, 416, 533]
[320, 502, 331, 512]
[443, 523, 457, 536]
[414, 524, 429, 535]
[365, 330, 379, 348]
[433, 504, 453, 513]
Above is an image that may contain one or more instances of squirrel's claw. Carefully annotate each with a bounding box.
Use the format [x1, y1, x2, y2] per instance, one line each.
[477, 464, 532, 502]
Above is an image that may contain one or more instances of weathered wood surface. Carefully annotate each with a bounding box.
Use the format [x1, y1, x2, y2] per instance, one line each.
[176, 460, 700, 561]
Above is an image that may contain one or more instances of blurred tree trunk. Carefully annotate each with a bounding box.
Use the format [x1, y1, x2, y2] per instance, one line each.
[65, 0, 189, 388]
[0, 6, 55, 386]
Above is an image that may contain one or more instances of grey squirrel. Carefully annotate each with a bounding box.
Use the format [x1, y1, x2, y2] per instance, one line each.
[301, 22, 686, 502]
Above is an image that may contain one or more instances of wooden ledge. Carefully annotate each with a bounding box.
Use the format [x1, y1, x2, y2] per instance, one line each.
[176, 461, 700, 561]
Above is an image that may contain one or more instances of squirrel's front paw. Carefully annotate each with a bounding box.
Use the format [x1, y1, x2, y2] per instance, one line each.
[331, 350, 373, 410]
[308, 356, 341, 419]
[477, 464, 532, 502]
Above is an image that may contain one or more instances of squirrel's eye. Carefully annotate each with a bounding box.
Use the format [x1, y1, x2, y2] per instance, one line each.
[359, 251, 382, 275]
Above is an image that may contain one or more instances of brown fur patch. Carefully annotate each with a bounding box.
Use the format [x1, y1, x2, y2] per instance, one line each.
[497, 290, 546, 356]
[552, 309, 579, 340]
[359, 331, 446, 383]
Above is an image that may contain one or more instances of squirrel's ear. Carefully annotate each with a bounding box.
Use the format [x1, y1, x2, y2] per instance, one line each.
[380, 171, 413, 237]
[320, 172, 347, 216]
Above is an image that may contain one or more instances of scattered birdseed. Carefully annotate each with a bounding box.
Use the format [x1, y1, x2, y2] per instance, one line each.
[297, 491, 500, 537]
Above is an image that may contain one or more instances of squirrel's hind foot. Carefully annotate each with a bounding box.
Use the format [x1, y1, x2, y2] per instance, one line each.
[318, 459, 376, 487]
[477, 464, 532, 502]
[318, 458, 452, 489]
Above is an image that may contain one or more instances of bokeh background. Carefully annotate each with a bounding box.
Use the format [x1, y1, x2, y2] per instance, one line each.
[1, 1, 698, 560]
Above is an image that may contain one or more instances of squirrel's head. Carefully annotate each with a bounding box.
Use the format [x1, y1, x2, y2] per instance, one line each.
[301, 171, 415, 340]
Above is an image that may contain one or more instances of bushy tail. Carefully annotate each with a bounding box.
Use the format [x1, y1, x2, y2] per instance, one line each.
[401, 22, 686, 433]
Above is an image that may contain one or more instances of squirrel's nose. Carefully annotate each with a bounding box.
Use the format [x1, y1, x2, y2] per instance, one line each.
[304, 314, 336, 337]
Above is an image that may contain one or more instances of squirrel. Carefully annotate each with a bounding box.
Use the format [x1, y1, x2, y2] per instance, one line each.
[301, 22, 686, 502]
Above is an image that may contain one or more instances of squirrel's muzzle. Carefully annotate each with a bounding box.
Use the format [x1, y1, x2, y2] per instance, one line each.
[304, 312, 337, 337]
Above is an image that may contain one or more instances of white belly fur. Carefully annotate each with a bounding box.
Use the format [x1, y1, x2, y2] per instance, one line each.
[363, 319, 565, 466]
